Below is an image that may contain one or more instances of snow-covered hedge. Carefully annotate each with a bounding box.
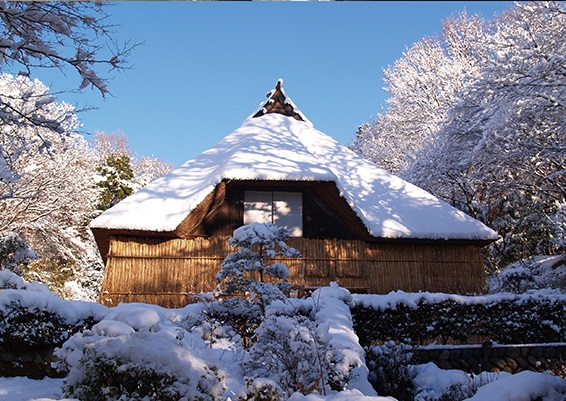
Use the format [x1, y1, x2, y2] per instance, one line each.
[0, 270, 105, 350]
[351, 291, 566, 345]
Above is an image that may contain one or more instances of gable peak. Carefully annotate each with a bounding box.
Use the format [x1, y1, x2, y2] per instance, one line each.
[253, 79, 306, 122]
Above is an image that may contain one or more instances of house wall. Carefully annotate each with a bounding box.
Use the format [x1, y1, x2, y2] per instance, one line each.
[99, 235, 485, 308]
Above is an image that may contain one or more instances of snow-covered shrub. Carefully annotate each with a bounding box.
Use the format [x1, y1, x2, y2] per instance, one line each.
[463, 370, 566, 401]
[202, 298, 262, 347]
[0, 300, 98, 350]
[0, 231, 37, 275]
[243, 312, 353, 397]
[365, 341, 415, 400]
[0, 271, 102, 350]
[410, 363, 500, 401]
[0, 268, 47, 291]
[488, 254, 566, 294]
[488, 264, 536, 293]
[64, 347, 183, 401]
[56, 310, 225, 401]
[216, 222, 301, 313]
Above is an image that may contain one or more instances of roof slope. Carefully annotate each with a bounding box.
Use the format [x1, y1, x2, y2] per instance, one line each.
[90, 84, 498, 241]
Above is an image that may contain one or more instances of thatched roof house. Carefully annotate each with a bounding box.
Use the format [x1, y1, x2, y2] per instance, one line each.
[90, 80, 498, 307]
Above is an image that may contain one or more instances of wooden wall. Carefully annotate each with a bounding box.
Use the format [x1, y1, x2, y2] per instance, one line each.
[99, 235, 486, 307]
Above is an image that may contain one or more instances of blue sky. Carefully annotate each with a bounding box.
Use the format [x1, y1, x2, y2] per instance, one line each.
[33, 1, 510, 167]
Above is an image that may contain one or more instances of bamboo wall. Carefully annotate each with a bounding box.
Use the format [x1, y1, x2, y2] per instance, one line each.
[99, 236, 485, 307]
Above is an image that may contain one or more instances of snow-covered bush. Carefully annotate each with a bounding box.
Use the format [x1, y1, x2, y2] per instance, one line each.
[55, 307, 225, 401]
[463, 370, 566, 401]
[488, 254, 566, 294]
[365, 341, 415, 400]
[0, 300, 98, 350]
[0, 270, 102, 350]
[410, 363, 499, 401]
[202, 298, 262, 347]
[244, 311, 354, 397]
[64, 347, 183, 401]
[239, 378, 285, 401]
[0, 268, 47, 291]
[216, 222, 301, 313]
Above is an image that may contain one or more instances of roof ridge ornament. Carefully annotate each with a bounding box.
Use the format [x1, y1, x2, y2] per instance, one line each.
[253, 79, 306, 122]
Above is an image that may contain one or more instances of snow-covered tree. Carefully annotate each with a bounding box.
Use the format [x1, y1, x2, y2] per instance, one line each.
[407, 1, 566, 269]
[352, 12, 487, 173]
[356, 2, 565, 270]
[244, 314, 350, 397]
[133, 155, 174, 188]
[0, 73, 102, 299]
[216, 222, 301, 313]
[0, 2, 133, 96]
[0, 73, 79, 200]
[0, 2, 135, 201]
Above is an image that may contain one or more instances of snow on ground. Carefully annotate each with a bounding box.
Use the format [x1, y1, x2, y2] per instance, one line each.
[0, 376, 71, 401]
[2, 370, 564, 401]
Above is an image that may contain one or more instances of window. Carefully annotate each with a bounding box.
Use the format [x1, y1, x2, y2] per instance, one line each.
[244, 191, 303, 237]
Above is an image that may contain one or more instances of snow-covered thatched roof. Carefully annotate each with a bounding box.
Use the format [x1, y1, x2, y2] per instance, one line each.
[90, 81, 498, 241]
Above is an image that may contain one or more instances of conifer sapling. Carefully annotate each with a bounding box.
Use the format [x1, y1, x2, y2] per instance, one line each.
[216, 222, 301, 312]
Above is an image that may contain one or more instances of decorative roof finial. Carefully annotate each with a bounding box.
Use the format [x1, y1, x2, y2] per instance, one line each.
[253, 79, 305, 122]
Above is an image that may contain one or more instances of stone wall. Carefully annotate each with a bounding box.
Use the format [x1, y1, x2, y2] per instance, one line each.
[414, 342, 565, 374]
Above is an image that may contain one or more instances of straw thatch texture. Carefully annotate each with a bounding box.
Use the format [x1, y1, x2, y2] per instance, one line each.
[99, 236, 485, 307]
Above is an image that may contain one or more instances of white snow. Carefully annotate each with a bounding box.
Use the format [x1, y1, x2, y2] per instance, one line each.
[311, 283, 376, 396]
[410, 362, 510, 401]
[0, 288, 108, 324]
[463, 370, 566, 401]
[0, 376, 72, 401]
[90, 89, 498, 241]
[351, 289, 566, 311]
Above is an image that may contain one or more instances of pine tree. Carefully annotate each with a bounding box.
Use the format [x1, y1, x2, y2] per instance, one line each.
[96, 153, 135, 211]
[216, 222, 301, 313]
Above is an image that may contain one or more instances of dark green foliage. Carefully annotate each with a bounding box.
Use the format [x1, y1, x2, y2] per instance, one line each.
[365, 342, 415, 401]
[96, 153, 135, 211]
[351, 296, 566, 346]
[204, 298, 263, 347]
[0, 301, 98, 350]
[65, 349, 182, 401]
[0, 232, 36, 275]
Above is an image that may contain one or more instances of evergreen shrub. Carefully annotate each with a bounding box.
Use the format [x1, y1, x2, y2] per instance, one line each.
[0, 300, 98, 350]
[351, 294, 565, 345]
